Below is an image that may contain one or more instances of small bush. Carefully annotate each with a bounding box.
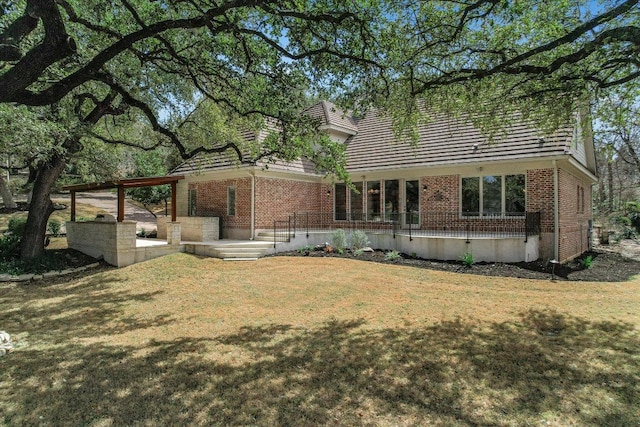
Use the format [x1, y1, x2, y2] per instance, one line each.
[581, 255, 593, 269]
[331, 229, 348, 253]
[461, 252, 474, 267]
[384, 250, 401, 261]
[47, 219, 62, 237]
[349, 230, 370, 250]
[353, 248, 364, 257]
[0, 235, 21, 261]
[297, 245, 314, 254]
[7, 217, 27, 236]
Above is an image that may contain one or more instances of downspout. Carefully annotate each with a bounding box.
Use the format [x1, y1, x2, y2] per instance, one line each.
[250, 171, 256, 240]
[552, 159, 559, 261]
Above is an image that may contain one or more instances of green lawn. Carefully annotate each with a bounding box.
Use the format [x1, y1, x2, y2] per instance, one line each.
[1, 254, 639, 426]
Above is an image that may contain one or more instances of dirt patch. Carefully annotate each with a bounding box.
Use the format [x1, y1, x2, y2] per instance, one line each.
[272, 242, 640, 282]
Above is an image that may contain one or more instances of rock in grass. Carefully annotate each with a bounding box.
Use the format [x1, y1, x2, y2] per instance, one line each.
[0, 331, 13, 356]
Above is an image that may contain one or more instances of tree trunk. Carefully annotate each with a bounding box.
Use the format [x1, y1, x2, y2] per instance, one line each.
[0, 174, 16, 208]
[19, 155, 66, 259]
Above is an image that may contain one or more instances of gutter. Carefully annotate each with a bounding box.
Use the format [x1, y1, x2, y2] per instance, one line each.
[553, 159, 559, 261]
[250, 171, 256, 240]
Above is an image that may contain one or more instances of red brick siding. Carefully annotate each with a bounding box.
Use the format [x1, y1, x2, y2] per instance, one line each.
[421, 175, 459, 212]
[526, 169, 555, 259]
[191, 178, 252, 232]
[558, 169, 592, 261]
[254, 177, 326, 229]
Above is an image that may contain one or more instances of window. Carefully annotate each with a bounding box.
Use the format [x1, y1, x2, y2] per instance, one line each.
[461, 177, 480, 215]
[483, 175, 502, 214]
[227, 186, 236, 216]
[505, 175, 525, 215]
[350, 182, 363, 220]
[384, 179, 399, 221]
[461, 174, 525, 216]
[404, 180, 420, 225]
[334, 183, 347, 220]
[366, 181, 381, 220]
[188, 188, 197, 216]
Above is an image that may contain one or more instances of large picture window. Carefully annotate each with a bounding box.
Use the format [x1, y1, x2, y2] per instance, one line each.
[461, 174, 525, 216]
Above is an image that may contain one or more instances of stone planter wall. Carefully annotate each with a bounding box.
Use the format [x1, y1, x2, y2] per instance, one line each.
[157, 216, 219, 241]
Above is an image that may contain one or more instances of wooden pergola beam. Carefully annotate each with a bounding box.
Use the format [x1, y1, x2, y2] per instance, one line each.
[62, 175, 185, 222]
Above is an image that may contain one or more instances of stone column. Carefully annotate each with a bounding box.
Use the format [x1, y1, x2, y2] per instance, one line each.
[167, 222, 181, 245]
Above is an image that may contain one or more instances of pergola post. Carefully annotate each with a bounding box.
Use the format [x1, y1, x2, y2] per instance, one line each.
[70, 191, 76, 222]
[171, 181, 177, 222]
[117, 186, 125, 222]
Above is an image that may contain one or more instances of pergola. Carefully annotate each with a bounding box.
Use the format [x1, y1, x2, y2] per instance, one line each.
[62, 175, 185, 222]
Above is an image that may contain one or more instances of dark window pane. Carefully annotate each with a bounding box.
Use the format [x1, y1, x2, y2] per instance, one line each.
[385, 180, 399, 221]
[462, 177, 479, 215]
[188, 189, 197, 216]
[505, 174, 525, 214]
[367, 181, 381, 220]
[483, 175, 501, 215]
[227, 187, 236, 216]
[334, 183, 347, 220]
[350, 182, 363, 220]
[405, 180, 420, 224]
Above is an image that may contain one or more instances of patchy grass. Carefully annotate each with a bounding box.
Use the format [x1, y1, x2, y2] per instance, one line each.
[1, 254, 639, 426]
[0, 201, 107, 233]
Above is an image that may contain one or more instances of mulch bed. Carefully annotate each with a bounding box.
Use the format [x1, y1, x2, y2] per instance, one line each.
[272, 248, 640, 282]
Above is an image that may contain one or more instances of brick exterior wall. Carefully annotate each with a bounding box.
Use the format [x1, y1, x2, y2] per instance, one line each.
[190, 177, 252, 236]
[421, 175, 459, 212]
[526, 169, 555, 260]
[187, 166, 592, 261]
[254, 177, 326, 229]
[558, 169, 592, 261]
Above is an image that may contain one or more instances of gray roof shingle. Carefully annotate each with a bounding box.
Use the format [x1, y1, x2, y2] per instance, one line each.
[172, 102, 577, 176]
[344, 109, 573, 173]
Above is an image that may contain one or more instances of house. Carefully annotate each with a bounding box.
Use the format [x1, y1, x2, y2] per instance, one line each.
[168, 101, 596, 263]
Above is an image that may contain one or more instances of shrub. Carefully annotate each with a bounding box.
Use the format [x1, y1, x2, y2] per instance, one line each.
[47, 219, 62, 237]
[349, 230, 370, 250]
[7, 217, 27, 236]
[0, 235, 21, 261]
[384, 250, 401, 261]
[331, 229, 348, 253]
[460, 252, 474, 267]
[353, 248, 364, 257]
[581, 255, 593, 269]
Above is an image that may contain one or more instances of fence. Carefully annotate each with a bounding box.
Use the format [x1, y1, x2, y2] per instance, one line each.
[275, 211, 541, 245]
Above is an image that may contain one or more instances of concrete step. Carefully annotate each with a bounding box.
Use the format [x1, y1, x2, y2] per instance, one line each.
[254, 235, 291, 242]
[216, 251, 265, 258]
[223, 257, 259, 261]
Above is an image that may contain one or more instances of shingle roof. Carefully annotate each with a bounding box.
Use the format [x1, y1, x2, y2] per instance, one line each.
[170, 117, 322, 176]
[344, 109, 573, 173]
[304, 100, 358, 134]
[172, 102, 577, 176]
